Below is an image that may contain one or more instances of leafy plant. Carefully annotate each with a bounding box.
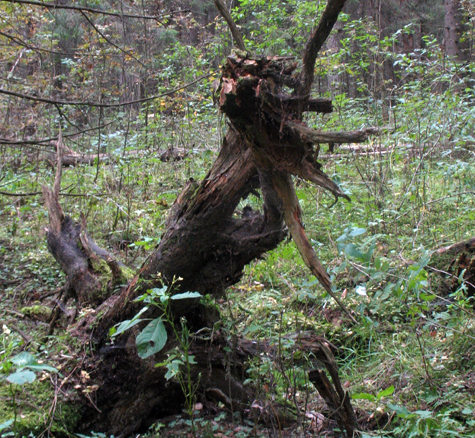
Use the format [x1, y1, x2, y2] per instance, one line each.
[0, 346, 58, 432]
[110, 283, 202, 435]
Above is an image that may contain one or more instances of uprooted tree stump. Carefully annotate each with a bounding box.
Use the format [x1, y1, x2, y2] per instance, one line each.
[38, 0, 377, 436]
[430, 238, 475, 297]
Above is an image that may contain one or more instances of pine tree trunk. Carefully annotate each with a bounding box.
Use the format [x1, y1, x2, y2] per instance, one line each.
[444, 0, 469, 61]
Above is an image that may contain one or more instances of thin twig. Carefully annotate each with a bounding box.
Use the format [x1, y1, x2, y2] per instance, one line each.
[9, 323, 33, 344]
[80, 10, 149, 70]
[0, 73, 212, 107]
[0, 190, 107, 197]
[414, 328, 435, 389]
[0, 121, 114, 145]
[3, 0, 185, 21]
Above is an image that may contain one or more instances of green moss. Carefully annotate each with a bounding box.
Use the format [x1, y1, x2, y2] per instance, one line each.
[90, 256, 112, 279]
[21, 303, 52, 321]
[0, 379, 80, 437]
[120, 265, 135, 282]
[87, 256, 135, 304]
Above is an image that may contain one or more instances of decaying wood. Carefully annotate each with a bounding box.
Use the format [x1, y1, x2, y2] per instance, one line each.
[287, 121, 377, 145]
[270, 171, 357, 324]
[430, 237, 475, 296]
[434, 237, 475, 257]
[308, 340, 358, 438]
[39, 1, 367, 435]
[217, 53, 371, 316]
[264, 95, 334, 114]
[41, 134, 130, 310]
[41, 131, 64, 234]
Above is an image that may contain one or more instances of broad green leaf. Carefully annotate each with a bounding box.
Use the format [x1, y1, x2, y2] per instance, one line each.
[24, 364, 58, 373]
[164, 359, 182, 380]
[7, 369, 36, 385]
[414, 410, 433, 419]
[387, 403, 416, 419]
[111, 306, 149, 338]
[352, 392, 376, 402]
[136, 317, 167, 359]
[349, 227, 366, 237]
[11, 351, 37, 367]
[0, 419, 14, 431]
[377, 385, 394, 399]
[344, 243, 365, 260]
[419, 293, 436, 301]
[171, 292, 202, 300]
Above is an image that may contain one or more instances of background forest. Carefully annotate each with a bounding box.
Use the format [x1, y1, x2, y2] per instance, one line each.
[1, 0, 475, 437]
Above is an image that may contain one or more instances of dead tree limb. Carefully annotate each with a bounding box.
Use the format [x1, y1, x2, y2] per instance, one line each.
[41, 131, 64, 234]
[214, 0, 246, 51]
[31, 147, 187, 167]
[308, 339, 358, 437]
[298, 0, 347, 99]
[430, 237, 475, 296]
[0, 73, 211, 108]
[271, 171, 357, 323]
[1, 0, 179, 21]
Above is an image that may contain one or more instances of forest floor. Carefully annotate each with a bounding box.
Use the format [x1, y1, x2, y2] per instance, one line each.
[1, 136, 475, 437]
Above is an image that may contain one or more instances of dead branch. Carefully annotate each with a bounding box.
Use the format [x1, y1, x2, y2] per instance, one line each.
[41, 132, 64, 234]
[308, 340, 357, 437]
[79, 11, 149, 70]
[0, 190, 106, 197]
[271, 171, 356, 323]
[319, 150, 392, 159]
[263, 93, 333, 113]
[434, 237, 475, 256]
[30, 147, 187, 167]
[288, 121, 377, 144]
[298, 0, 348, 99]
[1, 0, 183, 21]
[214, 0, 246, 51]
[0, 73, 212, 108]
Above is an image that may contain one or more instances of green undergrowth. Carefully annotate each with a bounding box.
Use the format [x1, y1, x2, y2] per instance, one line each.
[1, 58, 475, 437]
[0, 378, 80, 437]
[0, 326, 82, 437]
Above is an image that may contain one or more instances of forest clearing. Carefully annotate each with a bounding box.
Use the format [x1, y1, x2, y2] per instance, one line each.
[1, 0, 475, 437]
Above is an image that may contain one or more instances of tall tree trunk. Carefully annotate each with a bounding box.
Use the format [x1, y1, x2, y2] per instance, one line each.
[444, 0, 470, 61]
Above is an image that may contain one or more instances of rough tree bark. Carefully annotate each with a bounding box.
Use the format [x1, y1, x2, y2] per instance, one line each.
[444, 0, 470, 62]
[41, 1, 374, 436]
